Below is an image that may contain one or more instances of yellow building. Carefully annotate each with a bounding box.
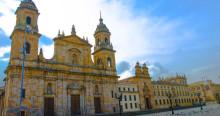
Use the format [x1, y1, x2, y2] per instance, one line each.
[1, 1, 220, 116]
[118, 62, 155, 111]
[0, 86, 5, 116]
[152, 75, 192, 109]
[2, 0, 119, 116]
[189, 80, 220, 103]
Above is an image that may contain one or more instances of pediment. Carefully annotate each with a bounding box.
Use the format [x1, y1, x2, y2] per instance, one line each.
[55, 35, 92, 47]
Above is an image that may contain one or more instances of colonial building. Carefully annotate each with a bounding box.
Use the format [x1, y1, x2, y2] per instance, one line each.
[118, 83, 140, 112]
[1, 0, 220, 116]
[0, 87, 5, 116]
[118, 62, 154, 112]
[2, 0, 119, 116]
[152, 75, 192, 109]
[189, 80, 220, 103]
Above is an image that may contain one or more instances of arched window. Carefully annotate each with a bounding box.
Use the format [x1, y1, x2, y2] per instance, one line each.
[26, 16, 31, 25]
[25, 42, 30, 54]
[47, 83, 53, 94]
[97, 58, 102, 65]
[95, 85, 99, 93]
[97, 39, 100, 45]
[107, 57, 111, 67]
[105, 37, 108, 43]
[72, 54, 78, 64]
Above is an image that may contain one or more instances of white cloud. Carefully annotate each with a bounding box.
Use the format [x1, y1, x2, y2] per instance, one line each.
[119, 70, 133, 80]
[40, 44, 54, 59]
[0, 0, 193, 63]
[0, 57, 9, 62]
[0, 0, 18, 35]
[0, 46, 10, 57]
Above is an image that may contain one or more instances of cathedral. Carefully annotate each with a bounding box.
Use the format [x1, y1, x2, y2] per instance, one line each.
[3, 1, 217, 116]
[2, 0, 120, 115]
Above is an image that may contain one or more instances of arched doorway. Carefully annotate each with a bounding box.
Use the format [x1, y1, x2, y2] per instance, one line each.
[67, 83, 86, 115]
[143, 83, 152, 109]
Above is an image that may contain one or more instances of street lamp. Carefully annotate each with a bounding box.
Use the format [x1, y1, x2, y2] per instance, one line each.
[19, 24, 32, 116]
[197, 93, 203, 110]
[216, 93, 220, 104]
[171, 87, 177, 107]
[166, 92, 174, 115]
[115, 92, 122, 116]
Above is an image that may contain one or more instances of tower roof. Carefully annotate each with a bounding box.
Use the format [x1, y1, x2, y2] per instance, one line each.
[16, 0, 38, 13]
[94, 13, 110, 35]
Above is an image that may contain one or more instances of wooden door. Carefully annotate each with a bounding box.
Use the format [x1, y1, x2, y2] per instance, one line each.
[44, 97, 54, 116]
[71, 95, 81, 115]
[145, 97, 151, 109]
[94, 97, 101, 113]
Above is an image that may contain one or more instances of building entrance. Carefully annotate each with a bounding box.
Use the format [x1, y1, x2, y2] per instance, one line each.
[71, 95, 81, 115]
[44, 97, 54, 116]
[94, 97, 101, 113]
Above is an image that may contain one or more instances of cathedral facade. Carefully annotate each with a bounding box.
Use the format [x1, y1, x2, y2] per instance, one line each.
[3, 1, 219, 116]
[3, 0, 119, 116]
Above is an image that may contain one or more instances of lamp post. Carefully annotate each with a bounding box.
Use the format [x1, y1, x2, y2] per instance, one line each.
[115, 92, 122, 116]
[216, 93, 220, 104]
[19, 25, 31, 115]
[171, 87, 177, 107]
[197, 93, 203, 110]
[166, 92, 174, 115]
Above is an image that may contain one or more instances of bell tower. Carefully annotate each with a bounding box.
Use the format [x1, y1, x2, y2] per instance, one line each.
[10, 0, 41, 61]
[93, 14, 116, 70]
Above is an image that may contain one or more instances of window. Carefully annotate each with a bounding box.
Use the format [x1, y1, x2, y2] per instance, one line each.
[128, 88, 130, 91]
[105, 37, 108, 43]
[124, 95, 127, 101]
[97, 58, 102, 65]
[130, 103, 133, 109]
[107, 57, 112, 67]
[72, 54, 78, 64]
[123, 88, 125, 91]
[163, 99, 166, 104]
[167, 99, 169, 104]
[25, 42, 30, 54]
[111, 91, 114, 98]
[125, 103, 128, 109]
[135, 103, 137, 108]
[129, 95, 132, 101]
[47, 83, 53, 94]
[95, 85, 99, 93]
[97, 39, 100, 45]
[159, 99, 162, 105]
[119, 87, 121, 92]
[133, 88, 135, 91]
[134, 95, 136, 101]
[26, 16, 31, 25]
[155, 100, 158, 105]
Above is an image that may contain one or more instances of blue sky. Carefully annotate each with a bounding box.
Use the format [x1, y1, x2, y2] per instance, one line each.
[0, 0, 220, 85]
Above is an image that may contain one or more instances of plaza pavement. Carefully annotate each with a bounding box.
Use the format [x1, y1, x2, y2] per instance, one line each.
[138, 104, 220, 116]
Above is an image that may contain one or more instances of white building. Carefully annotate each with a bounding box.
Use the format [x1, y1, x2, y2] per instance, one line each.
[118, 83, 140, 112]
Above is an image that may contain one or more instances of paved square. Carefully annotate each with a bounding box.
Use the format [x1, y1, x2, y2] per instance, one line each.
[138, 104, 220, 116]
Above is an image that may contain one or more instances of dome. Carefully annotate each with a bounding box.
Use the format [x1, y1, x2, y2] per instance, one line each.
[94, 17, 111, 35]
[17, 0, 38, 12]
